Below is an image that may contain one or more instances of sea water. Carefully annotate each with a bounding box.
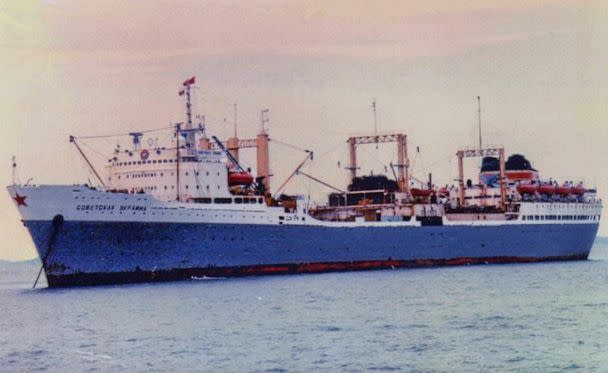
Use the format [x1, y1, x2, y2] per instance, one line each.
[0, 243, 607, 372]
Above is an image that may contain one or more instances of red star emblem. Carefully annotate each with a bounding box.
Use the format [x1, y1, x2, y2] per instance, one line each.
[13, 193, 27, 207]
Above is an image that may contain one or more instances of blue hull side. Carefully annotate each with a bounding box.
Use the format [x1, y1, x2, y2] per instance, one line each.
[24, 220, 599, 287]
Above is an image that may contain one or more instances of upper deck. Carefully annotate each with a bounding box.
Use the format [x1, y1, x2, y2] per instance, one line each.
[106, 147, 233, 202]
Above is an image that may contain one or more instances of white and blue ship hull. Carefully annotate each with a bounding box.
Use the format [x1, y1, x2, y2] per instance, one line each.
[9, 185, 602, 287]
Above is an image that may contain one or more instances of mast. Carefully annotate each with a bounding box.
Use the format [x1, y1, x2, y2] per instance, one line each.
[233, 103, 237, 138]
[477, 96, 482, 150]
[227, 103, 240, 163]
[372, 99, 377, 136]
[372, 99, 378, 149]
[11, 156, 16, 185]
[176, 76, 196, 200]
[256, 109, 271, 193]
[181, 76, 196, 153]
[176, 123, 181, 201]
[186, 86, 192, 129]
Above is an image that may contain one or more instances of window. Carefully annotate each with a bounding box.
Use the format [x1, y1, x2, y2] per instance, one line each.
[214, 198, 232, 204]
[234, 198, 243, 204]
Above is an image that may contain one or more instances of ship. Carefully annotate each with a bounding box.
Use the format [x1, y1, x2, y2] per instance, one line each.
[7, 77, 603, 288]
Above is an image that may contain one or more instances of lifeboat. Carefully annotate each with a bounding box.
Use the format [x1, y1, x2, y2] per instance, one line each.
[555, 186, 571, 196]
[410, 188, 433, 198]
[228, 171, 254, 186]
[538, 184, 556, 195]
[571, 186, 586, 196]
[516, 184, 537, 195]
[438, 187, 450, 197]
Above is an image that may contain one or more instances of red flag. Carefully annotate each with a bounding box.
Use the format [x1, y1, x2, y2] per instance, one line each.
[178, 89, 185, 96]
[183, 76, 195, 86]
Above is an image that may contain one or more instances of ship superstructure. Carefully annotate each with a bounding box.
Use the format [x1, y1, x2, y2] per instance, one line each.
[7, 77, 602, 287]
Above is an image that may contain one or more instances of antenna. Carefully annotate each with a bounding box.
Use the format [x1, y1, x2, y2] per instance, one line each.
[477, 96, 482, 150]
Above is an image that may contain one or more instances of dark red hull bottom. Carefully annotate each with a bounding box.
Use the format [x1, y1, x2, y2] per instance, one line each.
[44, 254, 588, 288]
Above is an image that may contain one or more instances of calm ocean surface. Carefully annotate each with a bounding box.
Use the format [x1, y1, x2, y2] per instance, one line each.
[1, 243, 607, 372]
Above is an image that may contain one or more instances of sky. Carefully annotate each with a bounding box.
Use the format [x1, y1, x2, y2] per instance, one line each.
[0, 0, 607, 260]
